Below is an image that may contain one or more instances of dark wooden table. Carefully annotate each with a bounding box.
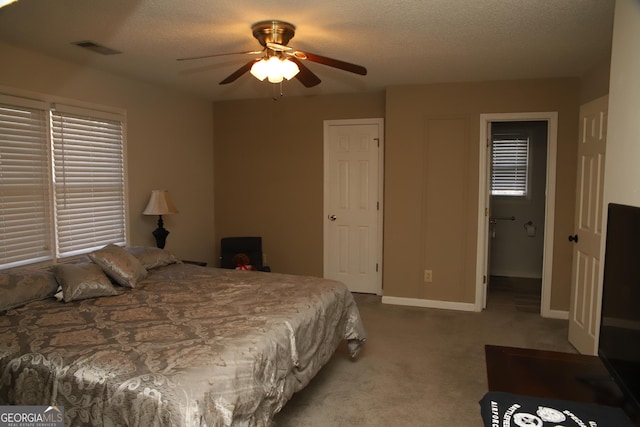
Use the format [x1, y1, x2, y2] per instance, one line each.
[485, 344, 624, 406]
[483, 345, 640, 426]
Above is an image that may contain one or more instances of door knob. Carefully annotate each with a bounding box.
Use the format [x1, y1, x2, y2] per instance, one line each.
[329, 214, 337, 221]
[568, 234, 579, 243]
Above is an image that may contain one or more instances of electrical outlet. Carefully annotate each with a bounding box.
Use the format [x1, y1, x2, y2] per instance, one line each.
[424, 270, 433, 283]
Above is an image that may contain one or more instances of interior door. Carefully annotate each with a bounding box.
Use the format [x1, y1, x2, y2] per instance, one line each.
[324, 119, 383, 294]
[568, 95, 608, 355]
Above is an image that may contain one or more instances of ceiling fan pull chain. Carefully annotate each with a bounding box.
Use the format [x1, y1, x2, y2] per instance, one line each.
[271, 81, 285, 101]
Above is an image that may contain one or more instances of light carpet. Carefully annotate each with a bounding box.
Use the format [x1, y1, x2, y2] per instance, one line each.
[273, 292, 575, 426]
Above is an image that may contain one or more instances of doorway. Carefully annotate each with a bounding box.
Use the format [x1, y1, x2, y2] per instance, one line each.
[487, 121, 548, 313]
[476, 112, 559, 317]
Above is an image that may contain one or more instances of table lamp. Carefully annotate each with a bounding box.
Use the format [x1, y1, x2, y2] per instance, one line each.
[142, 190, 178, 249]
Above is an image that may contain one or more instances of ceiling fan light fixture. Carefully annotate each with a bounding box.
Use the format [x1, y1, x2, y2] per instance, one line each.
[250, 56, 299, 84]
[266, 56, 284, 83]
[250, 58, 269, 81]
[281, 58, 300, 80]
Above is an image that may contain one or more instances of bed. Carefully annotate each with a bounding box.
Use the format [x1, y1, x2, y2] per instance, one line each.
[0, 245, 367, 426]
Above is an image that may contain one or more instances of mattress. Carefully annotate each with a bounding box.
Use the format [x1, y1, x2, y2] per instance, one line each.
[0, 263, 367, 426]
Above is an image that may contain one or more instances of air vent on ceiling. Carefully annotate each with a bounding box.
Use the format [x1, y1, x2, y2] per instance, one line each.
[72, 41, 122, 55]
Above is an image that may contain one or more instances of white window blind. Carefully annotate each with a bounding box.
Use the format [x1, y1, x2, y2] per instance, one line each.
[491, 135, 529, 196]
[0, 94, 126, 269]
[52, 106, 126, 257]
[0, 97, 53, 268]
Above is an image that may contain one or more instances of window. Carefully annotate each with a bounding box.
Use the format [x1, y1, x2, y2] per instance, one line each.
[0, 94, 126, 269]
[491, 133, 529, 197]
[0, 96, 52, 267]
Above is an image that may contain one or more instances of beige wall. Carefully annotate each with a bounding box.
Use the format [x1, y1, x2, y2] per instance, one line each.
[384, 79, 581, 309]
[580, 58, 611, 104]
[603, 2, 640, 241]
[0, 41, 216, 265]
[214, 79, 581, 312]
[2, 38, 606, 313]
[593, 0, 639, 345]
[213, 92, 385, 274]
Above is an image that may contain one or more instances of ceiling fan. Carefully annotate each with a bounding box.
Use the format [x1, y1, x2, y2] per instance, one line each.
[177, 20, 367, 88]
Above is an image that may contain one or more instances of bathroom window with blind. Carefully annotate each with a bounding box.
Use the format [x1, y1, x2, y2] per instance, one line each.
[0, 93, 127, 269]
[491, 133, 530, 197]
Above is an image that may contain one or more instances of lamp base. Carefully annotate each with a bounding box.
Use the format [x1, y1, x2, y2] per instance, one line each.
[152, 215, 170, 249]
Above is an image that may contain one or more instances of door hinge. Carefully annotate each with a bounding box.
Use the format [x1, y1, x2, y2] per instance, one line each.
[376, 263, 379, 272]
[483, 275, 487, 284]
[374, 137, 380, 148]
[485, 207, 489, 217]
[377, 201, 380, 210]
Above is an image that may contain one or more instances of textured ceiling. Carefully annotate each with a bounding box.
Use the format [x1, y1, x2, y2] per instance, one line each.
[0, 0, 615, 101]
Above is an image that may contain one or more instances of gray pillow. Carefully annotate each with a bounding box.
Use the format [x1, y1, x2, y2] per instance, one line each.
[88, 244, 147, 288]
[53, 263, 119, 302]
[125, 246, 180, 270]
[0, 269, 59, 312]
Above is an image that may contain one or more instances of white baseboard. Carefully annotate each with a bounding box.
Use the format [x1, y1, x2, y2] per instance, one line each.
[382, 296, 478, 312]
[542, 308, 569, 320]
[382, 295, 570, 319]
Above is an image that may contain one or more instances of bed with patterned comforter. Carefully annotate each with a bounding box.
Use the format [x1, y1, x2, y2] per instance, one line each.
[0, 252, 366, 426]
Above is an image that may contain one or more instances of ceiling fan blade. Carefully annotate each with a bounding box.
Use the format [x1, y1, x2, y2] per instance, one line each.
[293, 51, 367, 76]
[177, 50, 262, 61]
[219, 60, 257, 85]
[290, 58, 321, 87]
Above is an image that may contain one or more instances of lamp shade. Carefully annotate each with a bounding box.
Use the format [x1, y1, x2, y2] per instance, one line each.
[250, 59, 269, 81]
[280, 58, 300, 80]
[143, 190, 178, 215]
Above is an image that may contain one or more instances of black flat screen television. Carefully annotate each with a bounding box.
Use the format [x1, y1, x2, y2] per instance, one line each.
[599, 203, 640, 419]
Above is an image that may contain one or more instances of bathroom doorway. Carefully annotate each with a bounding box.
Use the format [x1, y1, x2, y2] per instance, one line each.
[487, 120, 548, 313]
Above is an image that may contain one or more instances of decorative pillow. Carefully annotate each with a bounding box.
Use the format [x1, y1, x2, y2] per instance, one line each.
[125, 246, 180, 270]
[88, 244, 147, 288]
[0, 269, 59, 312]
[53, 263, 119, 302]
